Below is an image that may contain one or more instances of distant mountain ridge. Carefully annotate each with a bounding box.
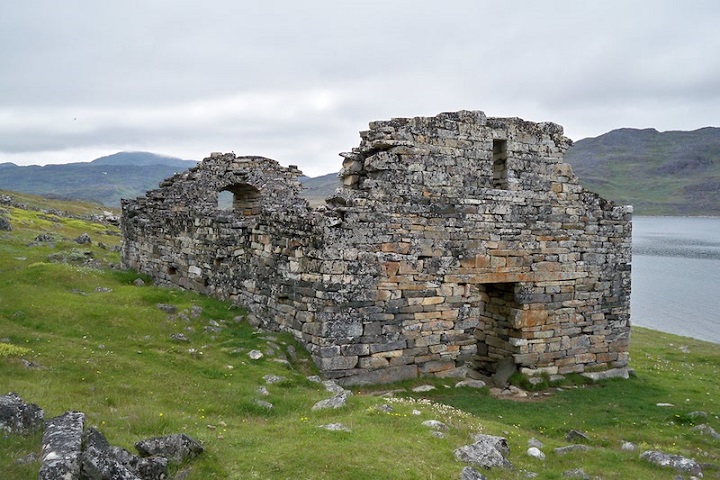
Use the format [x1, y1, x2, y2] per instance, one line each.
[1, 127, 718, 214]
[565, 127, 720, 215]
[0, 152, 198, 207]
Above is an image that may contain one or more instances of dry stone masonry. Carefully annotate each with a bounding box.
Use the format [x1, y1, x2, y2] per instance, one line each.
[121, 110, 632, 385]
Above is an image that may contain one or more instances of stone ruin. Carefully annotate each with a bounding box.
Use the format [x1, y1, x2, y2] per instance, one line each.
[121, 110, 632, 385]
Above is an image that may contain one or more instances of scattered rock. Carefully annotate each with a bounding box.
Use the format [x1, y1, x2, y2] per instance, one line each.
[133, 278, 146, 286]
[431, 431, 446, 438]
[688, 411, 708, 420]
[554, 445, 592, 455]
[39, 411, 85, 480]
[317, 423, 351, 432]
[35, 233, 54, 242]
[640, 450, 702, 476]
[156, 303, 177, 314]
[256, 386, 270, 396]
[0, 216, 11, 231]
[455, 380, 486, 389]
[422, 420, 449, 431]
[190, 305, 202, 318]
[376, 404, 393, 413]
[322, 379, 347, 395]
[454, 434, 512, 469]
[0, 392, 45, 435]
[562, 468, 590, 479]
[526, 447, 545, 460]
[254, 400, 273, 410]
[412, 384, 436, 392]
[565, 429, 590, 442]
[248, 350, 264, 360]
[170, 333, 190, 343]
[95, 287, 112, 293]
[311, 393, 348, 411]
[74, 233, 92, 244]
[135, 433, 204, 463]
[460, 466, 488, 480]
[527, 438, 544, 449]
[691, 424, 720, 440]
[656, 402, 674, 407]
[306, 375, 322, 383]
[621, 441, 637, 451]
[580, 367, 629, 382]
[263, 374, 286, 384]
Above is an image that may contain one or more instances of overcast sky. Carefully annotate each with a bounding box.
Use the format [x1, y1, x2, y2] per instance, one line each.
[1, 1, 719, 176]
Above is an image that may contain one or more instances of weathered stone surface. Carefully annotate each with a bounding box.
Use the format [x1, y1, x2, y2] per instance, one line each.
[640, 450, 702, 475]
[317, 423, 351, 432]
[122, 111, 632, 385]
[526, 447, 545, 460]
[82, 427, 168, 480]
[554, 444, 592, 455]
[39, 411, 85, 480]
[135, 433, 203, 462]
[455, 380, 486, 389]
[460, 466, 488, 480]
[422, 420, 448, 431]
[454, 434, 512, 469]
[565, 429, 590, 442]
[75, 233, 92, 244]
[311, 393, 348, 411]
[580, 367, 629, 382]
[0, 392, 44, 435]
[691, 423, 720, 440]
[0, 216, 12, 231]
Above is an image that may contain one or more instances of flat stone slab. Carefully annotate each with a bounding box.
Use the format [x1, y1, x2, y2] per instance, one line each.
[580, 367, 629, 382]
[39, 411, 85, 480]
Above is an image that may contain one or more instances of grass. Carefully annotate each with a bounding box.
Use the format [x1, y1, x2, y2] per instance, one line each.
[1, 191, 719, 479]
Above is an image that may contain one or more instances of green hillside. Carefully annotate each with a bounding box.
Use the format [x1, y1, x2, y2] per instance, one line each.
[565, 127, 720, 215]
[1, 192, 719, 479]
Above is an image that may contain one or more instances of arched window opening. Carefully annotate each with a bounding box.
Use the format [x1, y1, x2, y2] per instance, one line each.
[218, 183, 262, 216]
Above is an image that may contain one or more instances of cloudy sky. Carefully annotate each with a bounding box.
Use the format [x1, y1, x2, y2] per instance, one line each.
[1, 1, 719, 176]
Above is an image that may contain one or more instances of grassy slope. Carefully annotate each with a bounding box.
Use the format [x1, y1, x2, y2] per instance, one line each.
[565, 128, 720, 216]
[1, 192, 719, 479]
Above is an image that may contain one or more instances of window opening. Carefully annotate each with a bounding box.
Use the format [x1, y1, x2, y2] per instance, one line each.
[217, 183, 262, 215]
[492, 139, 509, 189]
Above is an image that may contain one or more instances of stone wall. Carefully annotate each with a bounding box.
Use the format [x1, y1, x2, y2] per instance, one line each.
[121, 110, 632, 385]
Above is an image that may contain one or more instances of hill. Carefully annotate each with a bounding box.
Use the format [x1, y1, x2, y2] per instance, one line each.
[0, 152, 197, 207]
[565, 127, 720, 215]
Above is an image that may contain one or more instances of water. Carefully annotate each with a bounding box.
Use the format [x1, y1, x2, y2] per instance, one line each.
[632, 216, 720, 344]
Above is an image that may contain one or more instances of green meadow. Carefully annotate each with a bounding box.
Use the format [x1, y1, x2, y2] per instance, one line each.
[1, 190, 718, 479]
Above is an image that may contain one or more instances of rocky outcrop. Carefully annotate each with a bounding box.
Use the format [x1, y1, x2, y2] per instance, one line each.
[39, 411, 85, 480]
[0, 392, 44, 435]
[122, 110, 632, 385]
[1, 393, 202, 480]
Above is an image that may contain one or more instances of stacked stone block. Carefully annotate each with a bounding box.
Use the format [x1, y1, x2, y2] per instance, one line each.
[122, 110, 632, 385]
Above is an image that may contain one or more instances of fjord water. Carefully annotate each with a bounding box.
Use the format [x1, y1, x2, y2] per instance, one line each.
[632, 216, 720, 344]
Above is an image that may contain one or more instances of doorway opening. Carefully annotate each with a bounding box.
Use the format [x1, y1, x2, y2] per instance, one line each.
[472, 282, 522, 376]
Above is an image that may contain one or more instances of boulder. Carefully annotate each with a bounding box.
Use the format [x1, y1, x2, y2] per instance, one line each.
[640, 450, 702, 476]
[135, 433, 204, 462]
[75, 233, 92, 244]
[81, 427, 168, 480]
[0, 216, 11, 231]
[454, 434, 512, 469]
[39, 411, 85, 480]
[311, 392, 348, 411]
[0, 392, 44, 435]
